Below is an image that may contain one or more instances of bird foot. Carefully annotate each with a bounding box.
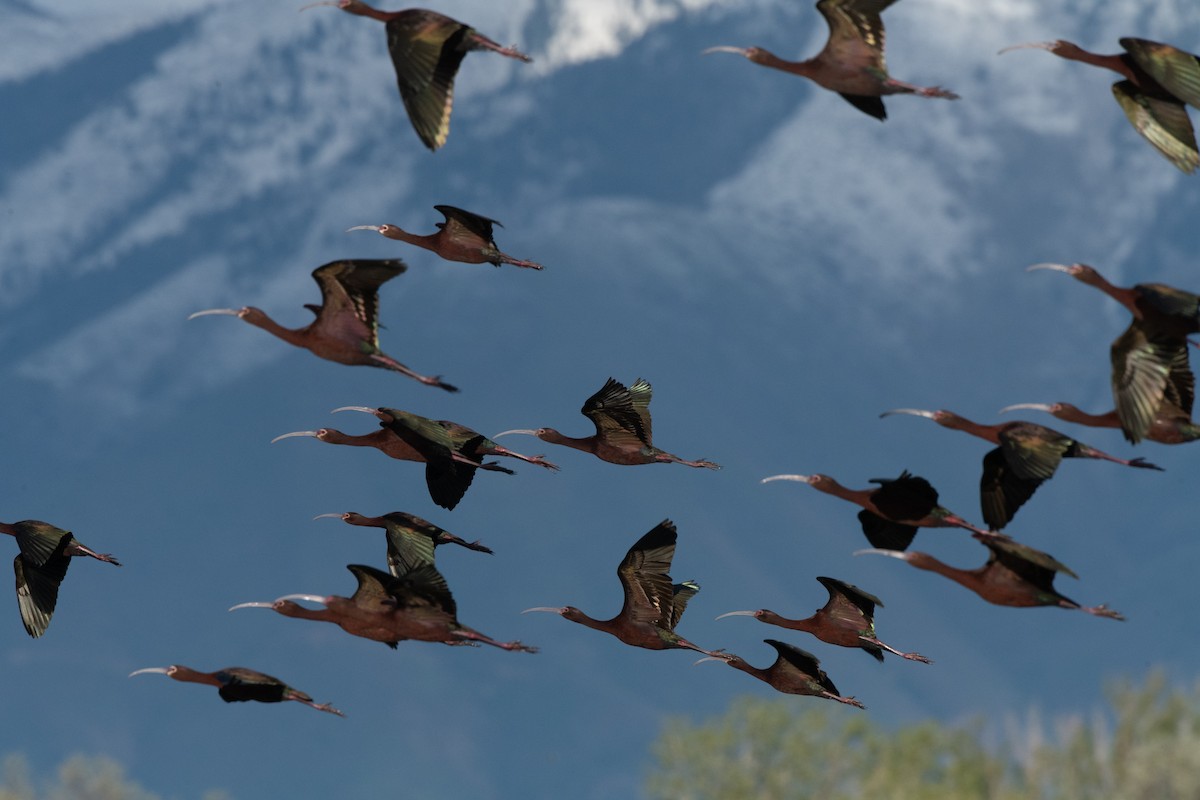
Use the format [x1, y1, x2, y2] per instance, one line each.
[424, 375, 459, 393]
[69, 544, 122, 566]
[1128, 457, 1164, 472]
[902, 652, 933, 664]
[692, 459, 721, 470]
[918, 86, 959, 100]
[505, 641, 539, 653]
[838, 695, 866, 709]
[1084, 604, 1126, 621]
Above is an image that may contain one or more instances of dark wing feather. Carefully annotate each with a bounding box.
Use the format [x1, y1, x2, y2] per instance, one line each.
[347, 564, 403, 614]
[380, 517, 438, 576]
[216, 669, 290, 704]
[838, 92, 887, 119]
[668, 580, 699, 630]
[309, 259, 406, 348]
[386, 11, 471, 150]
[976, 533, 1078, 588]
[856, 510, 917, 551]
[1111, 80, 1199, 174]
[1111, 322, 1183, 442]
[617, 520, 678, 624]
[869, 471, 938, 520]
[583, 378, 652, 447]
[979, 447, 1043, 531]
[1121, 38, 1200, 109]
[434, 205, 500, 243]
[765, 639, 839, 694]
[816, 575, 880, 620]
[14, 554, 69, 638]
[815, 0, 895, 73]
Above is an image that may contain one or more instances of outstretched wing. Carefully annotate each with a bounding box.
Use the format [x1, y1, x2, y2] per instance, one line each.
[14, 554, 69, 639]
[667, 580, 700, 630]
[617, 520, 678, 625]
[816, 575, 880, 623]
[1111, 80, 1199, 174]
[815, 0, 897, 74]
[979, 448, 1043, 531]
[583, 378, 653, 448]
[856, 510, 918, 551]
[434, 205, 501, 245]
[869, 471, 938, 521]
[386, 11, 472, 150]
[765, 639, 840, 694]
[1121, 38, 1200, 109]
[1111, 321, 1186, 442]
[976, 533, 1078, 591]
[310, 260, 407, 348]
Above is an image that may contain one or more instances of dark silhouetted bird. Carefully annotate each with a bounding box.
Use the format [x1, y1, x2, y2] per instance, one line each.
[697, 639, 865, 707]
[130, 665, 343, 715]
[0, 519, 120, 638]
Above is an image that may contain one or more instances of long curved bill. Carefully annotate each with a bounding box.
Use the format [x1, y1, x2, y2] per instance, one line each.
[1025, 262, 1074, 273]
[129, 667, 170, 678]
[880, 408, 935, 419]
[692, 656, 727, 665]
[853, 548, 909, 560]
[997, 42, 1056, 55]
[187, 308, 241, 320]
[493, 429, 537, 438]
[299, 1, 340, 11]
[331, 406, 378, 415]
[761, 474, 813, 484]
[312, 513, 346, 521]
[346, 225, 383, 234]
[228, 601, 276, 611]
[998, 403, 1051, 415]
[271, 430, 318, 443]
[714, 610, 757, 621]
[703, 46, 749, 57]
[521, 607, 563, 615]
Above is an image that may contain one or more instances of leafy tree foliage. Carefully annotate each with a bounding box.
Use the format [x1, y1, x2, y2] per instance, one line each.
[0, 755, 226, 800]
[647, 672, 1200, 800]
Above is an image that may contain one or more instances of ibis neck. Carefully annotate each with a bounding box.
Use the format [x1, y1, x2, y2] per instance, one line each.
[343, 2, 401, 23]
[381, 227, 439, 253]
[168, 666, 221, 687]
[1055, 44, 1136, 82]
[935, 413, 1002, 444]
[755, 49, 815, 78]
[1055, 406, 1120, 429]
[726, 658, 769, 683]
[906, 551, 980, 591]
[243, 310, 308, 349]
[540, 430, 598, 454]
[761, 610, 815, 633]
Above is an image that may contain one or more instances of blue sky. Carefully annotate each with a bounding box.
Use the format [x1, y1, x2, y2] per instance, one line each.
[2, 0, 1199, 797]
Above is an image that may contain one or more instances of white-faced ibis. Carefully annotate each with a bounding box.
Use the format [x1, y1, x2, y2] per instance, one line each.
[705, 0, 958, 121]
[0, 520, 120, 638]
[696, 640, 864, 708]
[129, 665, 343, 716]
[762, 471, 989, 550]
[188, 259, 456, 391]
[882, 408, 1162, 530]
[349, 206, 543, 270]
[856, 532, 1124, 620]
[232, 564, 419, 649]
[1000, 402, 1200, 446]
[235, 561, 536, 652]
[1028, 262, 1198, 442]
[717, 576, 929, 663]
[1000, 38, 1200, 173]
[523, 520, 723, 658]
[315, 511, 494, 566]
[271, 422, 515, 506]
[495, 378, 720, 469]
[306, 1, 531, 150]
[332, 405, 556, 509]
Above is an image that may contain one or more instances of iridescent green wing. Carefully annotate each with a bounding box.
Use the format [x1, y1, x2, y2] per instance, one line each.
[1121, 38, 1200, 109]
[310, 259, 406, 348]
[668, 580, 699, 630]
[1111, 80, 1199, 174]
[14, 554, 69, 638]
[1111, 322, 1182, 442]
[381, 519, 438, 576]
[996, 424, 1070, 481]
[583, 378, 652, 448]
[815, 0, 897, 72]
[617, 520, 678, 625]
[386, 11, 471, 150]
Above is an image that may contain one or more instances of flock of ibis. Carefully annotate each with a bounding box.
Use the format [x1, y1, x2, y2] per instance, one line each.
[10, 0, 1200, 719]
